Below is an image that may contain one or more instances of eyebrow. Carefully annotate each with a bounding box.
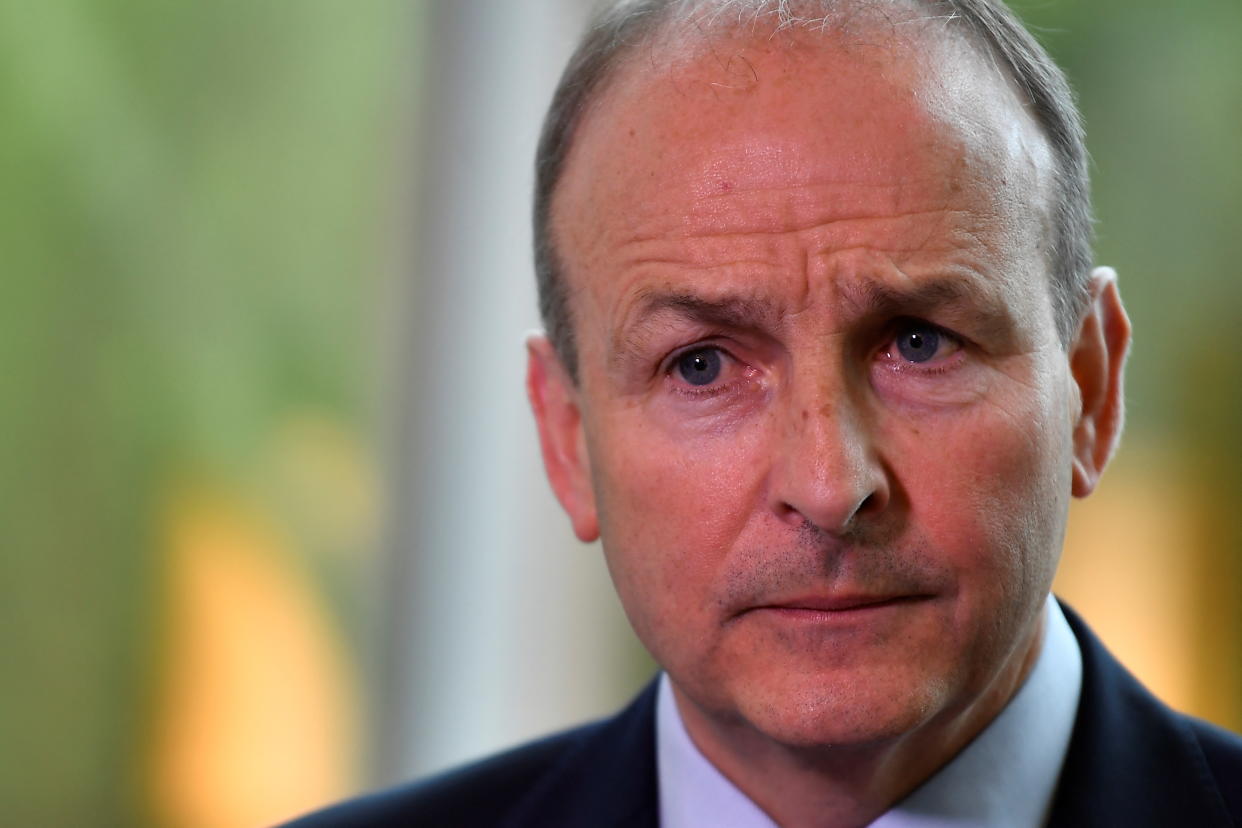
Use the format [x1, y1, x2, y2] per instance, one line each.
[627, 290, 782, 331]
[626, 276, 1002, 327]
[610, 290, 781, 373]
[846, 277, 988, 317]
[844, 276, 1014, 342]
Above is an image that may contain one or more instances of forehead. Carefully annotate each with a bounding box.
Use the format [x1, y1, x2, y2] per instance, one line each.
[551, 20, 1055, 345]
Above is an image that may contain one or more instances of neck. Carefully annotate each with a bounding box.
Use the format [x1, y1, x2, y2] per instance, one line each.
[671, 613, 1047, 828]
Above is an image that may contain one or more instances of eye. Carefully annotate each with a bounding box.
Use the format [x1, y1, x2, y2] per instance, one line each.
[887, 320, 960, 365]
[675, 347, 723, 386]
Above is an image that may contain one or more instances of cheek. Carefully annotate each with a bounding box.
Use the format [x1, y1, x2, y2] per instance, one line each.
[589, 412, 768, 628]
[898, 389, 1072, 604]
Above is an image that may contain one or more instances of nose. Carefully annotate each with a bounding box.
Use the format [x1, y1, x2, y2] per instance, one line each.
[768, 392, 890, 536]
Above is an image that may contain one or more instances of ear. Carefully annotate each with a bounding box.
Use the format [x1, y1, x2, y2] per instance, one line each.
[526, 335, 600, 541]
[1069, 267, 1132, 498]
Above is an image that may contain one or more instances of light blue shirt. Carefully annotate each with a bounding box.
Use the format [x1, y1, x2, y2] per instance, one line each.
[656, 595, 1083, 828]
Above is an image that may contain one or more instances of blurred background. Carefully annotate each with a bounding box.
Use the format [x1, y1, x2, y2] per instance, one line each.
[2, 1, 1239, 825]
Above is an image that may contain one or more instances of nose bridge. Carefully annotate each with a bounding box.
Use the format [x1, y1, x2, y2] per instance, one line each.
[772, 360, 886, 533]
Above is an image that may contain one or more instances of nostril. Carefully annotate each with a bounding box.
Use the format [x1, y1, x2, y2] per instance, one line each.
[859, 489, 884, 512]
[776, 498, 807, 527]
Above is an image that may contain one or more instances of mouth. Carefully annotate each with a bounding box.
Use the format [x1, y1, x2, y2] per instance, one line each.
[744, 593, 932, 620]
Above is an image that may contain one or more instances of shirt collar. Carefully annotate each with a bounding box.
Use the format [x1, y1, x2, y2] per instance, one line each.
[656, 595, 1083, 828]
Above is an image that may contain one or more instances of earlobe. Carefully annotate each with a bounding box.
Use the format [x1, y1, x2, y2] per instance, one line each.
[1069, 267, 1132, 498]
[526, 335, 600, 542]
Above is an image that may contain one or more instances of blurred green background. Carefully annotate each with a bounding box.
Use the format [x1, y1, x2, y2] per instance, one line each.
[1, 1, 1238, 825]
[1, 2, 411, 824]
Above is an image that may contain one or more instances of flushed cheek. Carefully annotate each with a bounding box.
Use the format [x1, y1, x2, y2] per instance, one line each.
[590, 416, 768, 632]
[902, 404, 1068, 611]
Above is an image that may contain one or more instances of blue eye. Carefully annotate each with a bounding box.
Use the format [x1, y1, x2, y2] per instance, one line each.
[895, 325, 941, 363]
[676, 348, 722, 386]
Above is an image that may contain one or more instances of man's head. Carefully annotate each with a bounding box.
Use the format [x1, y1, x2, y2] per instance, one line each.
[527, 0, 1128, 776]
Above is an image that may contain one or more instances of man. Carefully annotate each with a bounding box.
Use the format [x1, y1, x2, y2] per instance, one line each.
[286, 0, 1242, 825]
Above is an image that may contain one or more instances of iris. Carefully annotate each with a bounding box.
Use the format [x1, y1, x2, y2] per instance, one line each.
[896, 326, 940, 363]
[677, 349, 722, 386]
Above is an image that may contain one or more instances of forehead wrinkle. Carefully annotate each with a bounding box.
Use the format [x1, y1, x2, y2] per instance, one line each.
[612, 248, 784, 274]
[605, 211, 977, 312]
[799, 209, 982, 253]
[628, 186, 972, 242]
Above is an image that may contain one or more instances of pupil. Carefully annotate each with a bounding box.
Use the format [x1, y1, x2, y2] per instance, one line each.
[678, 349, 721, 386]
[896, 327, 939, 363]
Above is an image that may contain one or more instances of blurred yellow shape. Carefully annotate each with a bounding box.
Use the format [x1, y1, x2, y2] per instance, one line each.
[151, 488, 360, 828]
[268, 413, 380, 562]
[1057, 442, 1241, 730]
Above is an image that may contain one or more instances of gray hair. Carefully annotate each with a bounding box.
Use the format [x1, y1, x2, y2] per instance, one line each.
[533, 0, 1093, 381]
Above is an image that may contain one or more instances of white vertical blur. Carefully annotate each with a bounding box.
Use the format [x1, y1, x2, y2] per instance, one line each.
[379, 0, 647, 783]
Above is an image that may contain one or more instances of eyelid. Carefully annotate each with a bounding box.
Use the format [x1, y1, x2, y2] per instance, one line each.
[888, 318, 963, 344]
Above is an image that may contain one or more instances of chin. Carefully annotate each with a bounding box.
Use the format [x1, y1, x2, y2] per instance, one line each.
[727, 667, 953, 750]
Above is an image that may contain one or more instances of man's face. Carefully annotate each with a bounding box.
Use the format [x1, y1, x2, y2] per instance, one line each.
[535, 30, 1087, 749]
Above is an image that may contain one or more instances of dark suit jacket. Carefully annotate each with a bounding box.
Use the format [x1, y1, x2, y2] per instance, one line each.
[283, 606, 1242, 827]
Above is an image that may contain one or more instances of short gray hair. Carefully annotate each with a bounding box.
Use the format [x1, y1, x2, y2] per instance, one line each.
[533, 0, 1093, 381]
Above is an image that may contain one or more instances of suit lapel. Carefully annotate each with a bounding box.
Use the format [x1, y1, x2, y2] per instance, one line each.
[503, 679, 660, 828]
[1049, 604, 1233, 827]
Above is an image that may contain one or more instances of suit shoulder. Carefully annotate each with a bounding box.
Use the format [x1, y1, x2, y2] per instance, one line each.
[279, 722, 602, 828]
[1185, 714, 1242, 818]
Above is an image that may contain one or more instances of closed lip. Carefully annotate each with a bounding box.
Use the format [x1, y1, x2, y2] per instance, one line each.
[749, 594, 929, 614]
